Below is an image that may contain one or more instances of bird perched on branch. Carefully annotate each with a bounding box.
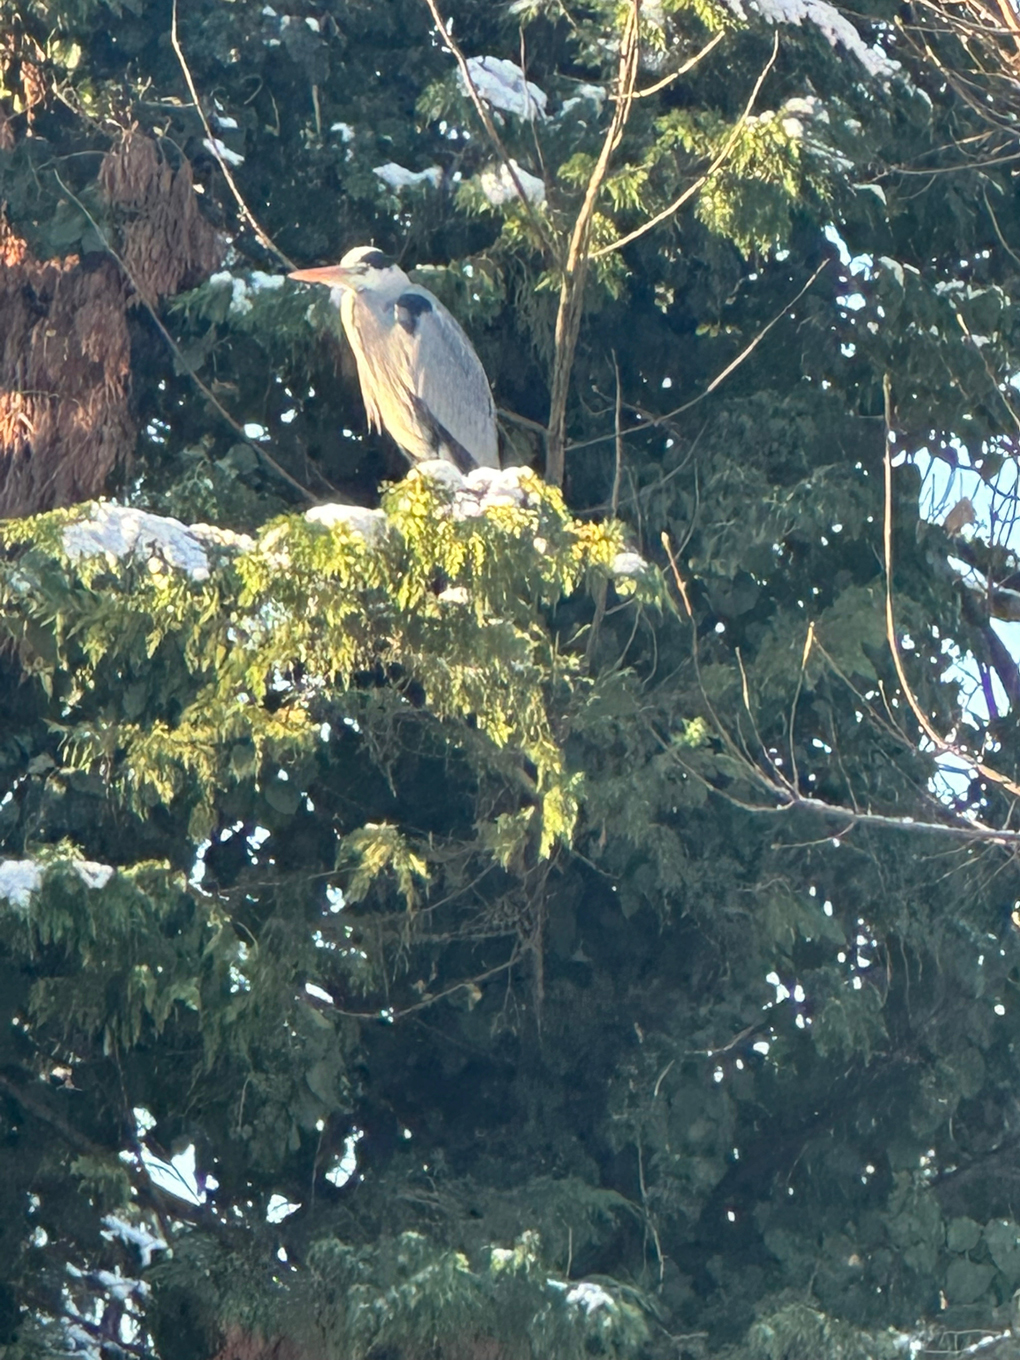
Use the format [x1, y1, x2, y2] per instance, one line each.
[289, 246, 500, 473]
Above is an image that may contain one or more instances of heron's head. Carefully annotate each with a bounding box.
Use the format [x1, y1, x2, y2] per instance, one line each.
[288, 246, 408, 295]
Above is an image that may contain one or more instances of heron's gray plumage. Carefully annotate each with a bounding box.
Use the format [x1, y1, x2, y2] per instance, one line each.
[289, 246, 499, 472]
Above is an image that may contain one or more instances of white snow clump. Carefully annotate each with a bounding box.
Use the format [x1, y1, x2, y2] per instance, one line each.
[0, 858, 114, 911]
[407, 461, 544, 520]
[373, 163, 443, 191]
[202, 136, 245, 166]
[566, 1281, 617, 1315]
[462, 57, 548, 120]
[612, 551, 650, 580]
[304, 503, 389, 545]
[63, 504, 253, 583]
[101, 1215, 169, 1269]
[559, 84, 606, 117]
[479, 159, 546, 206]
[724, 0, 899, 78]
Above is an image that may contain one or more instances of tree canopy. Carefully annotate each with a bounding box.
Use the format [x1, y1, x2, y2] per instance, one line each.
[3, 0, 1020, 1358]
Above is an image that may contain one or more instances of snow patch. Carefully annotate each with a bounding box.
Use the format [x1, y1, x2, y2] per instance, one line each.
[409, 461, 548, 520]
[74, 861, 115, 891]
[101, 1215, 168, 1269]
[612, 551, 649, 579]
[463, 56, 548, 120]
[305, 503, 388, 544]
[202, 136, 245, 166]
[0, 860, 41, 909]
[64, 505, 212, 580]
[373, 162, 443, 190]
[877, 256, 904, 287]
[63, 504, 252, 583]
[93, 1269, 149, 1302]
[560, 84, 606, 117]
[566, 1281, 617, 1315]
[0, 858, 115, 910]
[727, 0, 900, 78]
[250, 269, 286, 292]
[479, 159, 546, 206]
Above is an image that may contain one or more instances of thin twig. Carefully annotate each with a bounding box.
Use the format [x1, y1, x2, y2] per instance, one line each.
[520, 27, 553, 194]
[626, 30, 727, 98]
[653, 1058, 675, 1097]
[421, 0, 553, 250]
[660, 531, 767, 788]
[953, 307, 1020, 436]
[981, 184, 1020, 269]
[636, 1140, 665, 1285]
[686, 1020, 767, 1058]
[787, 621, 815, 795]
[656, 725, 1020, 847]
[735, 644, 794, 790]
[611, 350, 623, 518]
[660, 531, 692, 618]
[658, 514, 1020, 850]
[330, 950, 521, 1020]
[593, 32, 779, 259]
[171, 0, 294, 268]
[585, 363, 622, 661]
[0, 1072, 104, 1156]
[566, 259, 829, 454]
[882, 372, 1020, 800]
[689, 259, 829, 401]
[497, 406, 550, 436]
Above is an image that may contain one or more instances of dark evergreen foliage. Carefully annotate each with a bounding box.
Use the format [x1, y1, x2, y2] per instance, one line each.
[3, 0, 1020, 1357]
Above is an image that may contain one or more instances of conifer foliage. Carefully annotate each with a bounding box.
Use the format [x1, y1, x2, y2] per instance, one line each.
[4, 0, 1020, 1357]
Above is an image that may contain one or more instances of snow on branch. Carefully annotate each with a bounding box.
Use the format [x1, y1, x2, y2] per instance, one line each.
[0, 858, 114, 911]
[373, 162, 444, 191]
[480, 159, 546, 206]
[461, 56, 548, 120]
[727, 0, 900, 78]
[62, 504, 254, 582]
[55, 469, 648, 581]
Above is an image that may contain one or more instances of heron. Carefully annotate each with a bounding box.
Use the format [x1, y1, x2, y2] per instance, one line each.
[289, 246, 500, 473]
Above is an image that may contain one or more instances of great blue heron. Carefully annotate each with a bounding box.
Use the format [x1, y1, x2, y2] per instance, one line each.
[289, 247, 500, 473]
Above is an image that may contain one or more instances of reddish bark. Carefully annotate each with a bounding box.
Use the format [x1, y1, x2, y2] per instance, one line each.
[0, 211, 133, 518]
[0, 128, 222, 517]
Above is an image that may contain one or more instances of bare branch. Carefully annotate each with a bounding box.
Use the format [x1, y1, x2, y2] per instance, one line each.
[751, 788, 1020, 846]
[566, 259, 829, 454]
[497, 406, 550, 436]
[626, 30, 727, 99]
[787, 621, 816, 794]
[658, 516, 1020, 853]
[660, 531, 693, 618]
[654, 724, 1020, 848]
[171, 0, 294, 268]
[330, 949, 521, 1020]
[882, 372, 1020, 802]
[420, 0, 554, 251]
[611, 350, 623, 518]
[546, 0, 643, 486]
[593, 32, 779, 259]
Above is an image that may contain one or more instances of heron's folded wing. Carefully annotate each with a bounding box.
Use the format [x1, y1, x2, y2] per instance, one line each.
[394, 290, 499, 468]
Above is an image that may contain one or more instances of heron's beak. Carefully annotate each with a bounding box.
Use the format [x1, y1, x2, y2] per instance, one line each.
[288, 264, 353, 288]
